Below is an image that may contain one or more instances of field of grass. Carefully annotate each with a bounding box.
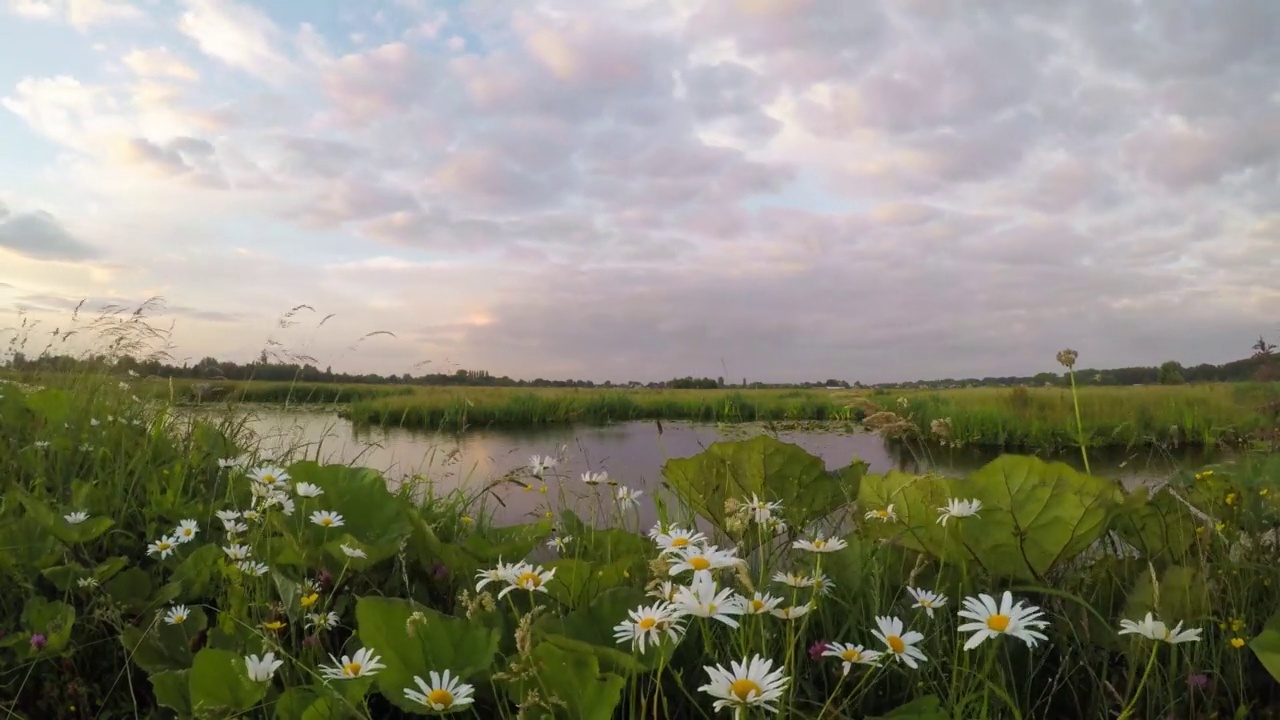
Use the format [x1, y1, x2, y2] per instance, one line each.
[138, 378, 417, 405]
[3, 373, 1280, 719]
[342, 385, 872, 431]
[870, 383, 1280, 450]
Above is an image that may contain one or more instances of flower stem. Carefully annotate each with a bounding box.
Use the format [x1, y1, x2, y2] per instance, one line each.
[1118, 643, 1160, 720]
[1067, 368, 1091, 475]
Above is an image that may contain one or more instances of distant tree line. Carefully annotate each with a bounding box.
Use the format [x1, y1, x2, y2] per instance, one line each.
[3, 335, 1276, 389]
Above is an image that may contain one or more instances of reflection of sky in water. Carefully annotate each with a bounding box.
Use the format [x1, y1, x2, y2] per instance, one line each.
[229, 409, 1223, 526]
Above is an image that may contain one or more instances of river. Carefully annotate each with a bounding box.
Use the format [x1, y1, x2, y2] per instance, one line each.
[206, 408, 1228, 527]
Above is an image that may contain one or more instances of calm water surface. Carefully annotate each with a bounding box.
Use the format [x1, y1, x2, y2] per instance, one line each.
[228, 409, 1225, 526]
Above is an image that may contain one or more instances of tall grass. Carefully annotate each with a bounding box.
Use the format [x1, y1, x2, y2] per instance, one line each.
[876, 383, 1278, 449]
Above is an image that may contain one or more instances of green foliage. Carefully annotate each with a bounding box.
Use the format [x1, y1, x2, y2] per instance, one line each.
[189, 648, 268, 715]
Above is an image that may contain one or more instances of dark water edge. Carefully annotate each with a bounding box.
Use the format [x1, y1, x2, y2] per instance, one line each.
[210, 409, 1238, 526]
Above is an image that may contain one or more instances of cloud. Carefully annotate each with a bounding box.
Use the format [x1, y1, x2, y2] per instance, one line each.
[2, 0, 1279, 381]
[8, 0, 144, 31]
[0, 209, 97, 261]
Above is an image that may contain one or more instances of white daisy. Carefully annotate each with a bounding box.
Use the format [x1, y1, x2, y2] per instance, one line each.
[667, 545, 740, 577]
[236, 560, 269, 576]
[745, 592, 784, 615]
[792, 534, 848, 553]
[147, 536, 178, 559]
[242, 510, 261, 522]
[173, 519, 199, 543]
[744, 494, 783, 525]
[529, 455, 555, 477]
[223, 544, 251, 561]
[907, 587, 949, 618]
[652, 527, 708, 554]
[76, 577, 99, 589]
[216, 509, 241, 523]
[580, 471, 609, 485]
[163, 605, 190, 625]
[822, 642, 882, 675]
[64, 511, 89, 525]
[864, 504, 897, 523]
[475, 559, 526, 591]
[1118, 612, 1202, 644]
[616, 486, 643, 510]
[871, 616, 928, 668]
[956, 591, 1051, 650]
[770, 604, 813, 620]
[310, 510, 344, 528]
[320, 647, 385, 680]
[307, 611, 340, 631]
[248, 465, 290, 490]
[217, 457, 240, 469]
[498, 564, 556, 599]
[772, 571, 814, 589]
[404, 670, 476, 712]
[670, 574, 747, 628]
[222, 519, 249, 535]
[612, 602, 686, 653]
[648, 580, 680, 602]
[699, 655, 789, 714]
[937, 498, 982, 526]
[245, 652, 283, 682]
[546, 536, 571, 553]
[340, 543, 367, 559]
[294, 482, 324, 498]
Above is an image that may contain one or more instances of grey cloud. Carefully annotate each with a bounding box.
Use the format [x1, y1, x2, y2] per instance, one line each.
[0, 210, 97, 261]
[15, 294, 246, 323]
[121, 137, 229, 189]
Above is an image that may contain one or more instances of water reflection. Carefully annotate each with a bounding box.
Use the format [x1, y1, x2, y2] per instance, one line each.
[228, 409, 1226, 526]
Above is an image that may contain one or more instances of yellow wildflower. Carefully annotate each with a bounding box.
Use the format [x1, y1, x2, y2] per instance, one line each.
[1225, 492, 1237, 506]
[1230, 637, 1246, 649]
[300, 593, 319, 608]
[261, 620, 286, 632]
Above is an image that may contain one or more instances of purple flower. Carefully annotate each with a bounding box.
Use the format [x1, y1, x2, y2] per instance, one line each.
[808, 640, 827, 661]
[29, 633, 46, 651]
[302, 634, 321, 649]
[431, 563, 449, 580]
[1186, 673, 1210, 691]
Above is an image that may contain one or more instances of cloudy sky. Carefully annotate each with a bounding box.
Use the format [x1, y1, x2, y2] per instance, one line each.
[1, 0, 1277, 383]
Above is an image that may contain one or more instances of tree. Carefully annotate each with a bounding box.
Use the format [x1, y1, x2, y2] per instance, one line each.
[1158, 360, 1186, 385]
[1253, 335, 1276, 358]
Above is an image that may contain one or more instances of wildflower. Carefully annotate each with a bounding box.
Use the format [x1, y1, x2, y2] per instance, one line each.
[529, 455, 555, 477]
[248, 466, 290, 490]
[307, 611, 340, 631]
[30, 633, 46, 651]
[864, 504, 897, 523]
[652, 527, 708, 554]
[497, 564, 556, 599]
[295, 482, 324, 498]
[792, 534, 848, 553]
[772, 572, 814, 589]
[1230, 637, 1246, 649]
[404, 670, 476, 712]
[810, 572, 835, 597]
[699, 655, 789, 714]
[1230, 618, 1246, 632]
[147, 536, 178, 559]
[310, 510, 344, 528]
[76, 577, 99, 589]
[245, 652, 283, 682]
[173, 519, 199, 543]
[872, 616, 927, 668]
[237, 561, 269, 576]
[260, 620, 286, 632]
[320, 647, 385, 680]
[163, 605, 190, 625]
[671, 574, 746, 628]
[34, 441, 50, 449]
[222, 518, 249, 535]
[1056, 348, 1078, 368]
[649, 581, 679, 602]
[90, 418, 100, 427]
[937, 498, 982, 526]
[907, 587, 948, 618]
[242, 510, 261, 522]
[616, 486, 643, 510]
[223, 544, 251, 561]
[745, 592, 784, 615]
[808, 640, 827, 661]
[668, 545, 740, 577]
[744, 494, 782, 525]
[300, 593, 320, 608]
[1118, 613, 1202, 644]
[822, 642, 882, 676]
[64, 511, 89, 525]
[215, 509, 240, 522]
[340, 543, 367, 559]
[475, 559, 525, 591]
[1261, 488, 1270, 496]
[1187, 673, 1210, 691]
[546, 536, 571, 553]
[581, 471, 609, 485]
[613, 602, 685, 653]
[957, 592, 1050, 650]
[217, 457, 240, 469]
[770, 604, 813, 620]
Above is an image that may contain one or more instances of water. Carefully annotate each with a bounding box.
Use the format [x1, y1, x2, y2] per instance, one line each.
[226, 408, 1227, 526]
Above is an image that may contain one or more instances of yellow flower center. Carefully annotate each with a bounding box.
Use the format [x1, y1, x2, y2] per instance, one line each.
[343, 662, 362, 677]
[841, 649, 861, 662]
[321, 517, 333, 526]
[729, 679, 762, 701]
[516, 571, 542, 588]
[689, 556, 711, 571]
[300, 593, 319, 608]
[638, 617, 657, 630]
[750, 599, 764, 612]
[427, 689, 454, 707]
[262, 475, 275, 484]
[813, 540, 826, 549]
[670, 537, 690, 547]
[1162, 628, 1173, 641]
[986, 614, 1011, 632]
[887, 635, 905, 654]
[172, 613, 186, 623]
[876, 510, 889, 519]
[920, 599, 934, 607]
[262, 621, 286, 631]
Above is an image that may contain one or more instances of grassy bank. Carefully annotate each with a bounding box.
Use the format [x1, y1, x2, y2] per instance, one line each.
[3, 375, 1280, 718]
[139, 378, 417, 405]
[342, 386, 871, 430]
[870, 383, 1280, 449]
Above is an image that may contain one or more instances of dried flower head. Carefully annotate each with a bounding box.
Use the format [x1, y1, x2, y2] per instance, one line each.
[1056, 348, 1078, 369]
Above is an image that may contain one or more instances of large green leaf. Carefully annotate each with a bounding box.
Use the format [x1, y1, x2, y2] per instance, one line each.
[1251, 608, 1280, 684]
[287, 462, 412, 549]
[170, 544, 226, 601]
[1112, 488, 1199, 564]
[355, 596, 499, 713]
[505, 643, 625, 720]
[121, 608, 208, 673]
[868, 695, 947, 720]
[544, 558, 631, 610]
[189, 647, 268, 715]
[1122, 565, 1210, 626]
[661, 436, 856, 537]
[535, 586, 665, 673]
[151, 670, 192, 718]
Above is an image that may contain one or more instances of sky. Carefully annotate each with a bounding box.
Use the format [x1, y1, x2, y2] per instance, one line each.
[1, 0, 1278, 384]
